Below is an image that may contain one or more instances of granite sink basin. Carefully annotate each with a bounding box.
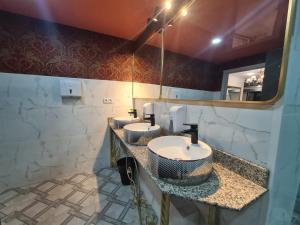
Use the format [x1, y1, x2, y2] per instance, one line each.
[147, 136, 213, 185]
[112, 116, 140, 128]
[123, 123, 161, 145]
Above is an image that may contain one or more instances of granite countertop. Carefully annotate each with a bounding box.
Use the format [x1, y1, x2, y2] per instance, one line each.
[111, 127, 268, 211]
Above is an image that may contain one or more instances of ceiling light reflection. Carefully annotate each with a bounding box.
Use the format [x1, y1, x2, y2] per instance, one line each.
[181, 8, 187, 17]
[165, 1, 172, 10]
[211, 37, 222, 45]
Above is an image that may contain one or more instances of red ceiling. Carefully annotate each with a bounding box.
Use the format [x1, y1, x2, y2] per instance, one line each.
[0, 0, 160, 40]
[0, 0, 289, 64]
[148, 0, 289, 63]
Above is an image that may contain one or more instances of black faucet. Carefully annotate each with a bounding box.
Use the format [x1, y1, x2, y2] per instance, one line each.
[144, 114, 155, 126]
[128, 109, 137, 118]
[183, 123, 198, 144]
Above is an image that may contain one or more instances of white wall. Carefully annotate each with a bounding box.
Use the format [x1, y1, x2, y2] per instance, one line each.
[265, 1, 300, 224]
[162, 86, 221, 100]
[133, 82, 221, 100]
[135, 99, 273, 167]
[227, 74, 245, 100]
[228, 74, 245, 88]
[0, 73, 133, 192]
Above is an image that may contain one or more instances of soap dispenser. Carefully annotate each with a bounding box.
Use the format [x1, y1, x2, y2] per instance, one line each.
[143, 103, 154, 119]
[169, 106, 186, 133]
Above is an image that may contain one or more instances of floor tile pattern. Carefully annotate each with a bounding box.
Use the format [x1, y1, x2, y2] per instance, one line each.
[292, 210, 300, 225]
[0, 168, 140, 225]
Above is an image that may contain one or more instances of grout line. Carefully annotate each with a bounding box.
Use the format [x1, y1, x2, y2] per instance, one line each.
[15, 211, 38, 225]
[20, 200, 37, 213]
[118, 200, 132, 221]
[60, 214, 74, 225]
[32, 205, 52, 220]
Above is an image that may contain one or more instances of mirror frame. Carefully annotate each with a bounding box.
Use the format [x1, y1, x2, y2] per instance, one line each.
[133, 0, 296, 109]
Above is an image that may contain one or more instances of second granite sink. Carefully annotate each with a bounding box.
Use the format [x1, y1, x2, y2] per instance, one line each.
[112, 116, 140, 128]
[147, 136, 213, 185]
[123, 123, 161, 145]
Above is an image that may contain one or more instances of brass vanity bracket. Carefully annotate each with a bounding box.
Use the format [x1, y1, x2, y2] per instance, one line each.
[108, 118, 116, 168]
[159, 193, 220, 225]
[160, 193, 171, 225]
[108, 119, 112, 167]
[208, 205, 219, 225]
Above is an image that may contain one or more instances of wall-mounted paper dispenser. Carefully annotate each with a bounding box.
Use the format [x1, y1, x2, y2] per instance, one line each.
[60, 78, 82, 98]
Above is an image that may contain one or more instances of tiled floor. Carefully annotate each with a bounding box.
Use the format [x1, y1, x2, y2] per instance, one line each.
[292, 211, 300, 225]
[292, 194, 300, 225]
[0, 168, 141, 225]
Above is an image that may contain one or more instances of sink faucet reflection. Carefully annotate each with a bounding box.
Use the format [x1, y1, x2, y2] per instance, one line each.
[128, 109, 137, 118]
[144, 114, 155, 126]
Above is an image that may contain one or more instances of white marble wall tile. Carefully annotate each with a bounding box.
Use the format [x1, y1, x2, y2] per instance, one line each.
[162, 85, 221, 100]
[135, 99, 273, 167]
[133, 81, 221, 100]
[197, 106, 272, 166]
[266, 106, 300, 225]
[282, 11, 300, 107]
[0, 131, 110, 191]
[133, 82, 161, 99]
[251, 3, 300, 223]
[0, 73, 133, 192]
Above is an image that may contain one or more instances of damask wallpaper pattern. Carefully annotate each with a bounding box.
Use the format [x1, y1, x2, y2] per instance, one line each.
[0, 11, 133, 81]
[134, 45, 223, 91]
[0, 11, 223, 91]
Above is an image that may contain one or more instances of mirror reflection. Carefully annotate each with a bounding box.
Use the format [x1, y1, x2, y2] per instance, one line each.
[225, 66, 266, 101]
[150, 0, 289, 101]
[133, 32, 162, 99]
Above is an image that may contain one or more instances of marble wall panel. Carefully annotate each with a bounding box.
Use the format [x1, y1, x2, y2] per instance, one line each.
[0, 72, 133, 192]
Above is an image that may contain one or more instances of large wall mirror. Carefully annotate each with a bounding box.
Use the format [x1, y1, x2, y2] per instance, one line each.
[132, 0, 294, 108]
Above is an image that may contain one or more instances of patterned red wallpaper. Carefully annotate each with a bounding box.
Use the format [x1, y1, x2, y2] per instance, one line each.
[164, 51, 222, 91]
[0, 11, 134, 81]
[0, 11, 223, 91]
[134, 45, 223, 91]
[221, 53, 266, 71]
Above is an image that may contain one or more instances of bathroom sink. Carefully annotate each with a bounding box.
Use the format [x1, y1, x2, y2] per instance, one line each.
[112, 116, 140, 128]
[123, 123, 161, 145]
[147, 136, 213, 185]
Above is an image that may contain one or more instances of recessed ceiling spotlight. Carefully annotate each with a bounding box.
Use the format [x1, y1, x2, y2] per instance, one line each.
[181, 8, 188, 17]
[211, 37, 222, 45]
[165, 1, 172, 10]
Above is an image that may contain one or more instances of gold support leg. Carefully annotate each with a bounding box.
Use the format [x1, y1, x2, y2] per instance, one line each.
[109, 127, 114, 168]
[160, 193, 171, 225]
[208, 205, 219, 225]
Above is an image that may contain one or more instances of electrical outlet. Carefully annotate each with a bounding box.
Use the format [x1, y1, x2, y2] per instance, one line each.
[103, 98, 108, 104]
[103, 98, 113, 104]
[107, 98, 113, 103]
